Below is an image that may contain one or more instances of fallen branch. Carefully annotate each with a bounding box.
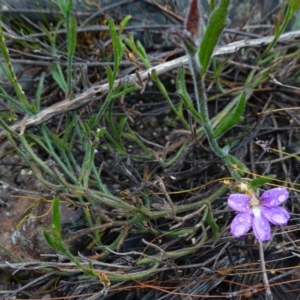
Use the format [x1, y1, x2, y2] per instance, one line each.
[1, 29, 300, 139]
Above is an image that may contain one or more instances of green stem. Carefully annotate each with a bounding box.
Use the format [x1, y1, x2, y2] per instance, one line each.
[137, 225, 207, 265]
[107, 261, 160, 281]
[189, 54, 241, 181]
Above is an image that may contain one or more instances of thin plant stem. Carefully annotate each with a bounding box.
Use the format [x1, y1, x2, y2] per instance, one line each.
[258, 241, 273, 300]
[189, 54, 241, 181]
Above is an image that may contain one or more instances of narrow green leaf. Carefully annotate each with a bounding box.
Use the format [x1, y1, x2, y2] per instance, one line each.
[176, 66, 193, 105]
[152, 69, 176, 109]
[51, 133, 70, 151]
[104, 66, 114, 89]
[43, 231, 57, 249]
[0, 87, 30, 114]
[249, 176, 276, 189]
[66, 16, 77, 97]
[260, 1, 300, 58]
[67, 0, 73, 13]
[51, 67, 67, 91]
[122, 35, 136, 52]
[94, 126, 106, 138]
[63, 115, 77, 147]
[35, 72, 46, 112]
[136, 41, 151, 68]
[227, 154, 249, 176]
[19, 133, 59, 180]
[123, 36, 151, 68]
[68, 16, 77, 57]
[119, 15, 132, 34]
[108, 19, 120, 58]
[78, 136, 98, 188]
[109, 86, 137, 99]
[153, 69, 189, 128]
[212, 57, 229, 92]
[213, 92, 246, 138]
[122, 131, 154, 157]
[56, 0, 68, 17]
[205, 207, 219, 239]
[0, 25, 33, 113]
[117, 116, 128, 138]
[52, 197, 62, 235]
[198, 0, 230, 76]
[176, 66, 204, 124]
[245, 68, 256, 85]
[209, 0, 216, 11]
[108, 18, 126, 79]
[249, 69, 269, 89]
[0, 63, 12, 81]
[159, 142, 188, 167]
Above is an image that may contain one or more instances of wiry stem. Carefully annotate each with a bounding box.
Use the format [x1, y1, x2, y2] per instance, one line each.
[259, 241, 273, 300]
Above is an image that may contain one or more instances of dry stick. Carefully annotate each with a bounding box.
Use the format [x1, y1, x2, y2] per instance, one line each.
[270, 77, 300, 90]
[1, 29, 300, 140]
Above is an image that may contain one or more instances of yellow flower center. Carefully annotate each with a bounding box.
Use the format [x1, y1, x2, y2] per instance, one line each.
[249, 191, 260, 207]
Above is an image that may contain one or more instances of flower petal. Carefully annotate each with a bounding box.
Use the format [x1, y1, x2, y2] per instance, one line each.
[230, 212, 252, 237]
[228, 194, 251, 212]
[261, 188, 289, 207]
[252, 208, 271, 241]
[261, 206, 290, 226]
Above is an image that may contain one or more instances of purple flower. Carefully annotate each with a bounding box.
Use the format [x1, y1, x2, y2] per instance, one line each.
[228, 187, 290, 241]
